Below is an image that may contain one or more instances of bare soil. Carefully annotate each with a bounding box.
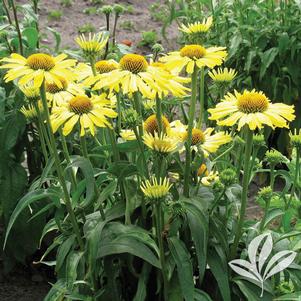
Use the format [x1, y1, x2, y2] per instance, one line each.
[19, 0, 179, 51]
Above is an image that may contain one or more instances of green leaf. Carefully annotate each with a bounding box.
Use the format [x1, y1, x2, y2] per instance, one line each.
[274, 292, 301, 300]
[98, 236, 161, 268]
[185, 201, 208, 282]
[168, 236, 194, 301]
[44, 279, 67, 301]
[263, 208, 284, 228]
[233, 279, 273, 301]
[66, 251, 84, 289]
[207, 248, 231, 301]
[46, 27, 61, 53]
[4, 189, 60, 248]
[259, 48, 278, 79]
[194, 289, 213, 301]
[56, 235, 76, 273]
[66, 157, 95, 207]
[22, 27, 38, 49]
[95, 179, 117, 209]
[133, 263, 151, 301]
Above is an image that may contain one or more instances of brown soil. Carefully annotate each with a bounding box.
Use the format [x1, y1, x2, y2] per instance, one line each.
[18, 0, 179, 51]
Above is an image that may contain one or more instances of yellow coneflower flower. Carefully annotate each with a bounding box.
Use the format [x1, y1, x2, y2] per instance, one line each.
[75, 32, 108, 57]
[160, 44, 227, 74]
[208, 89, 295, 131]
[144, 114, 170, 135]
[201, 171, 219, 186]
[45, 76, 85, 106]
[82, 59, 119, 87]
[143, 132, 180, 154]
[179, 16, 213, 34]
[120, 129, 136, 141]
[20, 104, 39, 121]
[91, 54, 190, 98]
[197, 164, 209, 177]
[20, 84, 40, 101]
[0, 53, 76, 88]
[168, 120, 187, 139]
[141, 176, 172, 199]
[208, 68, 237, 83]
[182, 127, 231, 156]
[50, 93, 117, 136]
[95, 59, 118, 74]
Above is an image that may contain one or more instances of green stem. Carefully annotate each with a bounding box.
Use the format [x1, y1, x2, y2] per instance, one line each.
[183, 67, 198, 197]
[2, 0, 12, 25]
[133, 92, 143, 136]
[35, 119, 48, 163]
[112, 14, 119, 48]
[155, 202, 168, 300]
[104, 13, 110, 59]
[89, 57, 97, 76]
[40, 81, 84, 251]
[287, 150, 300, 209]
[210, 188, 226, 215]
[80, 134, 106, 220]
[108, 127, 120, 161]
[116, 92, 122, 133]
[156, 94, 163, 134]
[11, 0, 23, 55]
[197, 67, 205, 129]
[230, 127, 253, 259]
[59, 129, 77, 189]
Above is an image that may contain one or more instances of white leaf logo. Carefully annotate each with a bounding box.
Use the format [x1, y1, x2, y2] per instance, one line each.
[229, 233, 297, 297]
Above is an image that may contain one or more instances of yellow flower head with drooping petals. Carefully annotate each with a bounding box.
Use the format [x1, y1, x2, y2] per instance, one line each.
[20, 84, 40, 101]
[182, 127, 231, 157]
[75, 32, 108, 57]
[82, 59, 119, 87]
[208, 89, 295, 131]
[179, 16, 213, 34]
[208, 67, 237, 83]
[201, 171, 219, 186]
[120, 129, 136, 141]
[20, 103, 43, 121]
[50, 93, 117, 136]
[0, 53, 76, 88]
[90, 53, 190, 98]
[143, 132, 180, 154]
[45, 76, 85, 107]
[141, 176, 172, 199]
[144, 114, 170, 135]
[160, 44, 227, 74]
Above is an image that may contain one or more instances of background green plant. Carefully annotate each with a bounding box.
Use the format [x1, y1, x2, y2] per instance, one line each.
[163, 0, 301, 151]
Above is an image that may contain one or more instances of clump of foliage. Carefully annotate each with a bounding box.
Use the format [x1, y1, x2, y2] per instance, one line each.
[47, 10, 63, 21]
[138, 30, 158, 47]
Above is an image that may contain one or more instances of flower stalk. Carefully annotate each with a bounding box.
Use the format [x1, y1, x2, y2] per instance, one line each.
[39, 80, 84, 251]
[230, 127, 253, 259]
[183, 66, 198, 197]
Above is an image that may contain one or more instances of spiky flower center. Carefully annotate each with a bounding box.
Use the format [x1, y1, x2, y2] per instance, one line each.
[144, 114, 170, 135]
[46, 77, 68, 94]
[95, 60, 117, 73]
[237, 92, 268, 113]
[69, 96, 93, 114]
[27, 53, 55, 71]
[183, 128, 205, 145]
[120, 54, 148, 74]
[180, 45, 206, 59]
